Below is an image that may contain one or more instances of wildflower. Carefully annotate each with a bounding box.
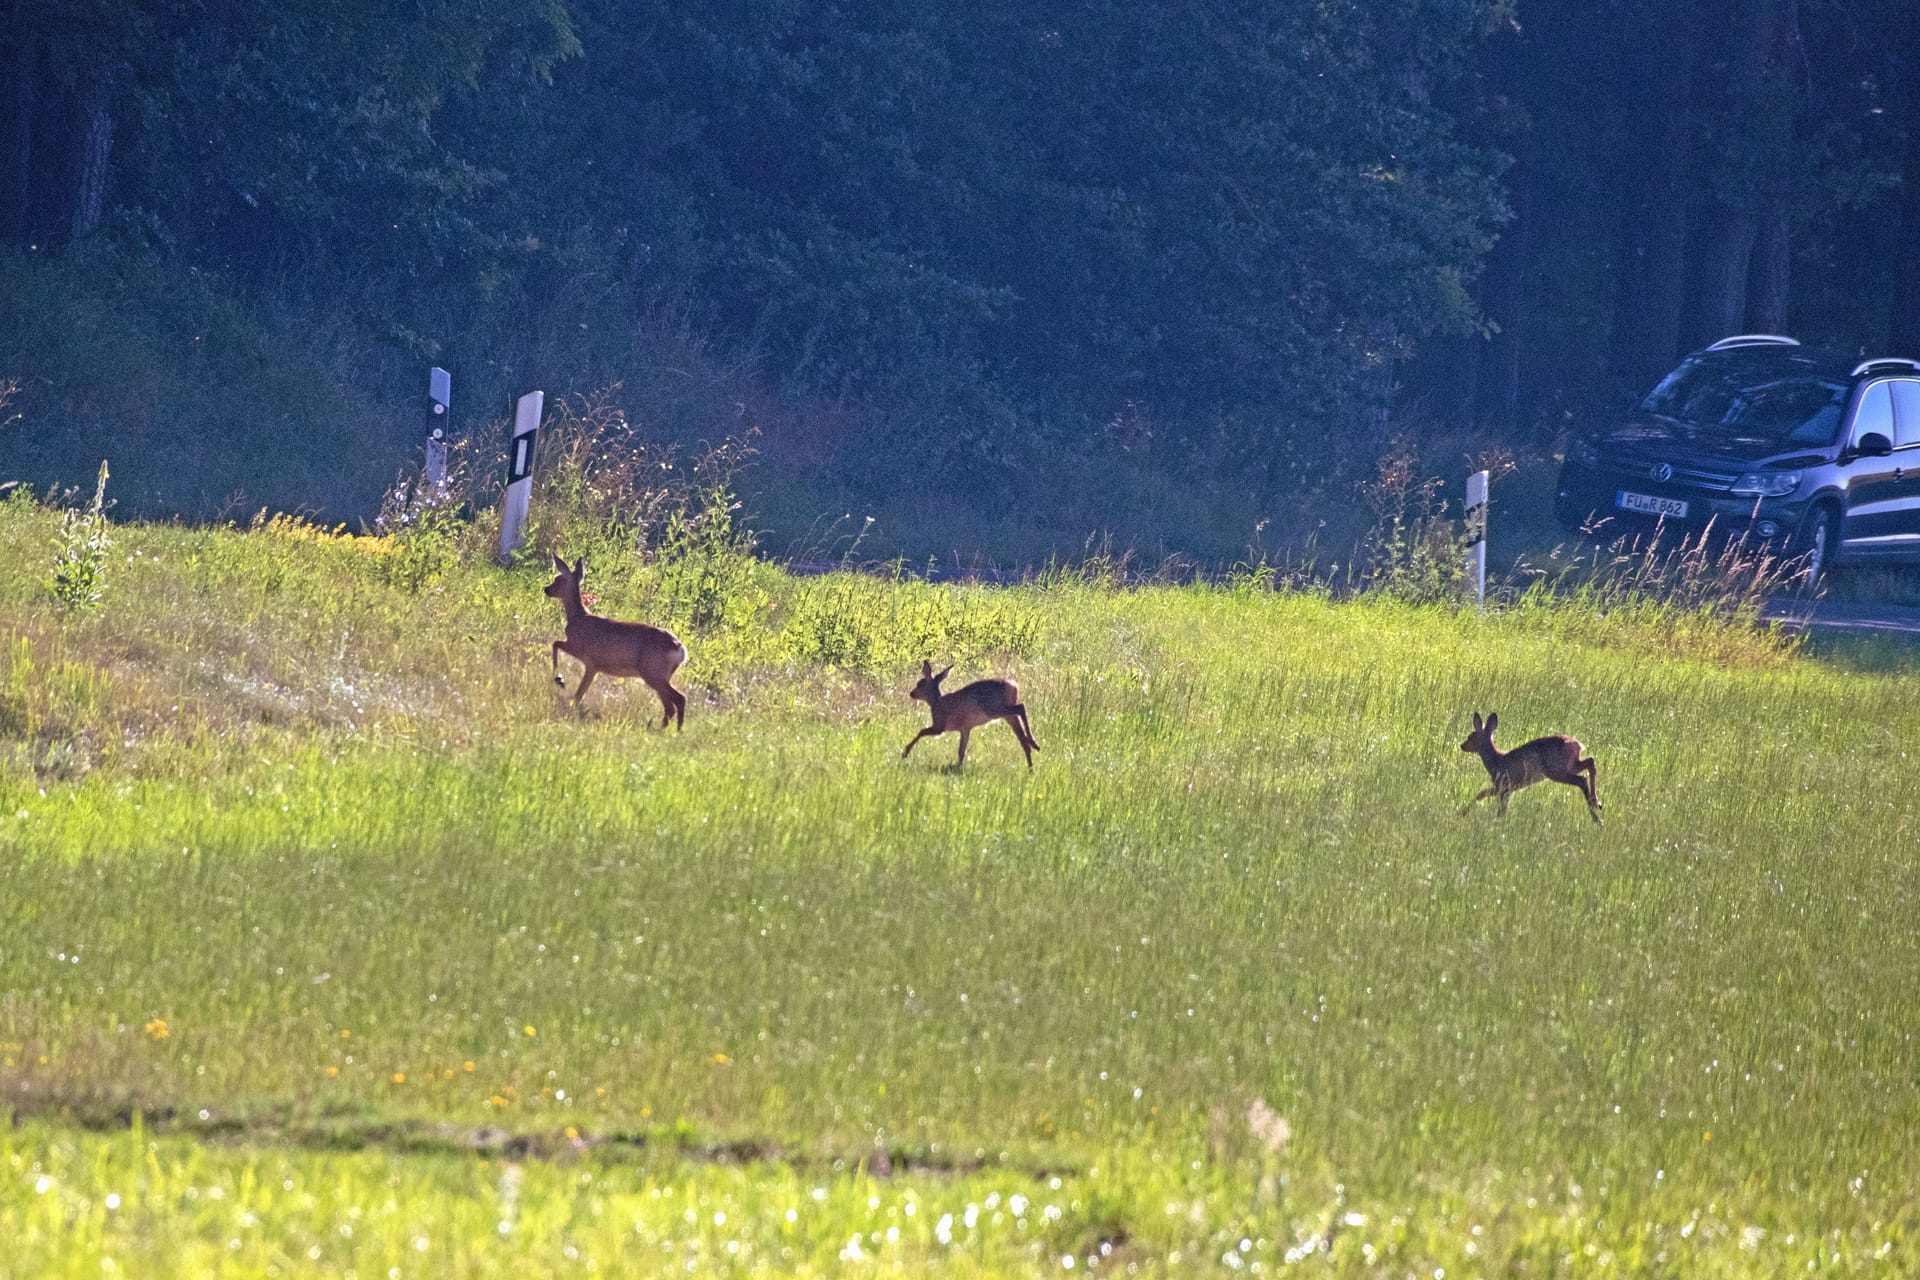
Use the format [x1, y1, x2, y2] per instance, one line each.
[463, 1061, 475, 1073]
[523, 1025, 537, 1038]
[489, 1094, 510, 1108]
[1247, 1099, 1292, 1154]
[564, 1126, 579, 1140]
[392, 1072, 407, 1085]
[324, 1065, 340, 1078]
[710, 1052, 730, 1065]
[143, 1018, 169, 1041]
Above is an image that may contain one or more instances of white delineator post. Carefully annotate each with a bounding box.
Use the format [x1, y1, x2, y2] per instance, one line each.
[499, 390, 544, 561]
[425, 367, 451, 493]
[1465, 468, 1489, 612]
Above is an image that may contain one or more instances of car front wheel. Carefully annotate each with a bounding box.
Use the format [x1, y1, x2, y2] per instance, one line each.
[1791, 504, 1838, 587]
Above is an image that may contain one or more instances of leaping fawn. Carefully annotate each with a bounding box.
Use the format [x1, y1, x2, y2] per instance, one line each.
[902, 660, 1038, 770]
[545, 555, 688, 729]
[1459, 711, 1602, 825]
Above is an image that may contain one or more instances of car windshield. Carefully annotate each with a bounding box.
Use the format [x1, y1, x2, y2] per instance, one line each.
[1638, 355, 1850, 445]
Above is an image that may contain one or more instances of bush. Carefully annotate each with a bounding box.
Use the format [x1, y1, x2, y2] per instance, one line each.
[48, 462, 113, 611]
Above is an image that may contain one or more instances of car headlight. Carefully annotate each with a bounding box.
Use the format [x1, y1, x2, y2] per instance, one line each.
[1730, 470, 1801, 497]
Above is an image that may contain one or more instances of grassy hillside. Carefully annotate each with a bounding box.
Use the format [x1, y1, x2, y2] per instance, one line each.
[1, 496, 1916, 1276]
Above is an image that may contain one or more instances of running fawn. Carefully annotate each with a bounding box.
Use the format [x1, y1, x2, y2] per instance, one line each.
[902, 660, 1038, 770]
[545, 555, 688, 729]
[1459, 711, 1602, 824]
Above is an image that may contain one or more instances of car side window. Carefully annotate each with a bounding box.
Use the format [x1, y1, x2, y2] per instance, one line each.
[1892, 380, 1920, 449]
[1852, 381, 1896, 447]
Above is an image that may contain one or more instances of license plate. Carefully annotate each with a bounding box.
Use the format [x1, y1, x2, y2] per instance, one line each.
[1617, 490, 1687, 518]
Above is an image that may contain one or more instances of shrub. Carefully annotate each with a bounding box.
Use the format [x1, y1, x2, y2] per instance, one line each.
[48, 462, 113, 610]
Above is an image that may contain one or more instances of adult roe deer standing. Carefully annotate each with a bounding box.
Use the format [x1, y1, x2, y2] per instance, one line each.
[1459, 710, 1602, 824]
[545, 555, 687, 729]
[902, 660, 1038, 770]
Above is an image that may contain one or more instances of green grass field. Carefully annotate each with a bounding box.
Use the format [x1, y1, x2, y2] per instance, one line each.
[2, 494, 1918, 1276]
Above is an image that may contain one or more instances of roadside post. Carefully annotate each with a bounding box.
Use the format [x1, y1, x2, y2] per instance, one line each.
[1465, 469, 1489, 612]
[425, 367, 451, 493]
[499, 390, 543, 561]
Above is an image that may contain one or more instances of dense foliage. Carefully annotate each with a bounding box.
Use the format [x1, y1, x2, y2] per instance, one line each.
[1, 0, 1916, 556]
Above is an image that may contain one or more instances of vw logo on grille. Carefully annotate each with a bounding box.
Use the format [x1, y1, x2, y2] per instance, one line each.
[1650, 462, 1673, 482]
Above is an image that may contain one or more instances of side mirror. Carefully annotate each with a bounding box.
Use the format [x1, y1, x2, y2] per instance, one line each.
[1850, 432, 1895, 460]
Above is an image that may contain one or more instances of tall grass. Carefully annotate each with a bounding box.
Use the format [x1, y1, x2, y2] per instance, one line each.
[1, 496, 1917, 1276]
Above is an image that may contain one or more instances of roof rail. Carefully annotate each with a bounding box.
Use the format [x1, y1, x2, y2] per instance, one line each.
[1852, 357, 1920, 377]
[1706, 334, 1801, 351]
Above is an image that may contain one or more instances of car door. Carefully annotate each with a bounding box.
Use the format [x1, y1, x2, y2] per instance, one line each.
[1837, 380, 1909, 552]
[1887, 380, 1920, 554]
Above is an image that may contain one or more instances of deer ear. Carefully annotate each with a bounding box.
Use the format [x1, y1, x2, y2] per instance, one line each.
[1485, 712, 1498, 733]
[921, 660, 933, 678]
[573, 556, 586, 580]
[934, 665, 953, 684]
[552, 553, 569, 574]
[1471, 711, 1483, 730]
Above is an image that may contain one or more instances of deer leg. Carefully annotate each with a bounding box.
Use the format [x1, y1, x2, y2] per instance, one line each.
[1004, 715, 1033, 769]
[1574, 760, 1604, 824]
[1496, 790, 1511, 816]
[902, 726, 937, 759]
[955, 727, 971, 769]
[643, 678, 676, 731]
[1011, 703, 1038, 751]
[551, 640, 571, 687]
[572, 667, 597, 708]
[669, 684, 686, 731]
[1460, 785, 1495, 816]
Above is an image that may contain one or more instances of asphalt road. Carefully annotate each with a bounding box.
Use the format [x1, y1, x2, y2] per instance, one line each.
[1763, 598, 1920, 636]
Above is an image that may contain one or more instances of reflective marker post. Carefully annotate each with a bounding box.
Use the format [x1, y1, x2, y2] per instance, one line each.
[1465, 469, 1489, 612]
[425, 367, 451, 493]
[499, 390, 543, 561]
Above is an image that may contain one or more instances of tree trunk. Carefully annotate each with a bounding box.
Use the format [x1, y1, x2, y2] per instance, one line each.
[1684, 0, 1795, 348]
[1477, 150, 1531, 428]
[1692, 210, 1760, 342]
[69, 93, 112, 241]
[1609, 4, 1698, 391]
[1893, 2, 1920, 354]
[1746, 204, 1791, 333]
[2, 35, 35, 242]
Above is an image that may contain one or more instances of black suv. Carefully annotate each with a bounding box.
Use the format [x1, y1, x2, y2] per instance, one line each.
[1555, 335, 1920, 579]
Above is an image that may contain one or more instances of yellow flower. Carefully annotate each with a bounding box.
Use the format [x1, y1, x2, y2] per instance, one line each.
[564, 1126, 579, 1140]
[324, 1066, 340, 1078]
[523, 1025, 537, 1038]
[594, 1086, 606, 1097]
[391, 1072, 407, 1085]
[710, 1052, 730, 1065]
[463, 1061, 475, 1073]
[339, 1029, 351, 1039]
[143, 1018, 169, 1040]
[489, 1094, 509, 1108]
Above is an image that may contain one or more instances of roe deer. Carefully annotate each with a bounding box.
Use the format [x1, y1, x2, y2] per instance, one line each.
[545, 555, 687, 729]
[902, 660, 1037, 770]
[1459, 710, 1602, 824]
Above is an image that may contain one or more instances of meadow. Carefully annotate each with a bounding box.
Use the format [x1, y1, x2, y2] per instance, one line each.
[2, 489, 1918, 1277]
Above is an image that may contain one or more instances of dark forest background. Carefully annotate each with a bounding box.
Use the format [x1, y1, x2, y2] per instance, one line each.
[2, 0, 1916, 562]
